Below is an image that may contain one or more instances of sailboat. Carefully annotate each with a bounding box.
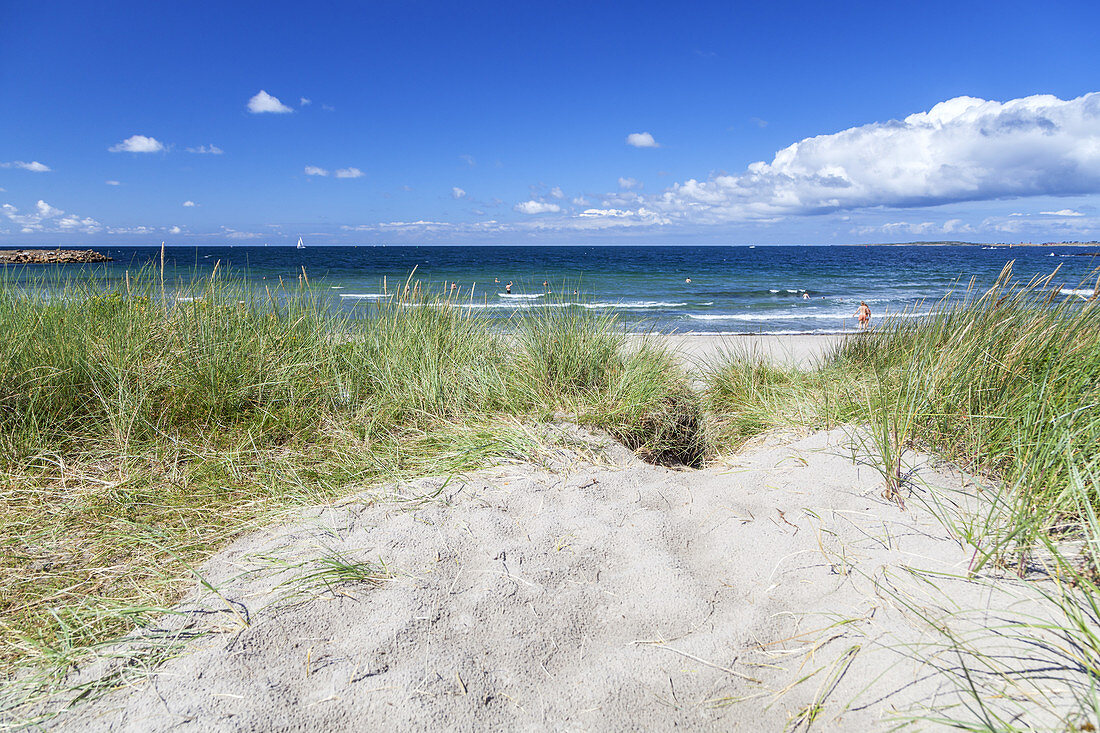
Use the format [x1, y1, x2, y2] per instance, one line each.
[296, 237, 306, 249]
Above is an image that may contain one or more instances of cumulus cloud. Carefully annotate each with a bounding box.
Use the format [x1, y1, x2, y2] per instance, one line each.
[451, 187, 467, 199]
[550, 186, 564, 199]
[1040, 208, 1085, 216]
[247, 90, 293, 114]
[300, 97, 312, 106]
[169, 225, 182, 234]
[2, 200, 101, 233]
[626, 132, 660, 148]
[1, 160, 51, 172]
[183, 200, 196, 207]
[618, 177, 641, 189]
[186, 144, 223, 154]
[650, 92, 1100, 225]
[304, 165, 329, 176]
[105, 180, 121, 186]
[334, 167, 364, 178]
[513, 200, 561, 215]
[109, 135, 165, 153]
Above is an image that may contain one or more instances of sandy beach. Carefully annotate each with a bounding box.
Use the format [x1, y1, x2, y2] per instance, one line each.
[657, 332, 848, 370]
[41, 420, 1077, 729]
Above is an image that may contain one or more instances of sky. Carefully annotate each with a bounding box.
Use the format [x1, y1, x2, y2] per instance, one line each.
[2, 0, 1100, 245]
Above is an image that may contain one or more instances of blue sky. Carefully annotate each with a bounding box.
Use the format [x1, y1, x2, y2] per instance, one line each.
[2, 0, 1099, 245]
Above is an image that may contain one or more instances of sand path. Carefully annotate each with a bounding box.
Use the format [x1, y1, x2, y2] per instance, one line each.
[42, 426, 1072, 731]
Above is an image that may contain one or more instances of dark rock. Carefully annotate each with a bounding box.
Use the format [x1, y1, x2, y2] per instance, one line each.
[0, 248, 112, 264]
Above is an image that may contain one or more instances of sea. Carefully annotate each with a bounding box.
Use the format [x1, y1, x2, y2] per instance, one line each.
[5, 245, 1099, 334]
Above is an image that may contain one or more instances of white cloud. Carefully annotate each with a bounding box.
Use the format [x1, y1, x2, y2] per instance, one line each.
[182, 200, 196, 207]
[573, 207, 671, 228]
[304, 165, 329, 176]
[300, 97, 312, 106]
[750, 117, 768, 128]
[109, 135, 165, 153]
[1040, 208, 1085, 216]
[247, 90, 293, 114]
[572, 196, 590, 206]
[36, 200, 63, 217]
[550, 186, 564, 199]
[334, 167, 364, 178]
[1, 160, 51, 172]
[169, 225, 182, 234]
[647, 92, 1100, 225]
[322, 104, 335, 112]
[626, 132, 660, 148]
[618, 177, 641, 189]
[2, 200, 101, 233]
[451, 187, 467, 199]
[513, 200, 561, 215]
[105, 180, 121, 186]
[186, 144, 223, 154]
[460, 154, 476, 167]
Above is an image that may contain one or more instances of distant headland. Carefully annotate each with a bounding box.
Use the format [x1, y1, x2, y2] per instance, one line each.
[875, 240, 1100, 247]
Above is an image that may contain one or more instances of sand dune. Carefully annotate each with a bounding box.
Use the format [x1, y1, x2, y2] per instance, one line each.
[44, 425, 1077, 731]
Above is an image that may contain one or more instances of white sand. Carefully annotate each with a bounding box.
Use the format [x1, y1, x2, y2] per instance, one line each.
[43, 426, 1079, 730]
[648, 333, 848, 370]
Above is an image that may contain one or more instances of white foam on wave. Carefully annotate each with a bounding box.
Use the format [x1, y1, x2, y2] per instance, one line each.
[498, 293, 544, 299]
[687, 311, 927, 322]
[458, 302, 569, 310]
[339, 293, 391, 300]
[677, 328, 860, 336]
[581, 300, 687, 309]
[1060, 288, 1097, 297]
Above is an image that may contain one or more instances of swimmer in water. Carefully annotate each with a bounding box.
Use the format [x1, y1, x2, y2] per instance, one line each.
[854, 301, 871, 330]
[803, 292, 810, 300]
[506, 281, 513, 294]
[685, 278, 692, 284]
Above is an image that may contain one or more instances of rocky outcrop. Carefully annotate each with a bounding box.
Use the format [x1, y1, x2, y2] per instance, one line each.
[0, 248, 112, 264]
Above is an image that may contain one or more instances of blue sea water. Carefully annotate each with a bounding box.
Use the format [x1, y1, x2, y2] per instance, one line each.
[5, 245, 1099, 334]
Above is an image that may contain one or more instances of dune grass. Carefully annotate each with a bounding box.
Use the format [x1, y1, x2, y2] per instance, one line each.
[6, 258, 1100, 726]
[704, 264, 1100, 727]
[0, 267, 699, 676]
[706, 264, 1100, 549]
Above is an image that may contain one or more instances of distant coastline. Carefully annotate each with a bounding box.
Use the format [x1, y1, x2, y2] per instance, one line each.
[873, 240, 1100, 247]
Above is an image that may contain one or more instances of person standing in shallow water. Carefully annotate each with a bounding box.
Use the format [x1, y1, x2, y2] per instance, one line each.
[506, 281, 512, 294]
[854, 301, 871, 330]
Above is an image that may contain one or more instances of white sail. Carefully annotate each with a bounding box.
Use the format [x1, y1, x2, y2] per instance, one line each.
[296, 237, 305, 249]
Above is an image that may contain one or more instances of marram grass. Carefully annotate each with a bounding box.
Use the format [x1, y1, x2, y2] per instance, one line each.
[0, 268, 700, 675]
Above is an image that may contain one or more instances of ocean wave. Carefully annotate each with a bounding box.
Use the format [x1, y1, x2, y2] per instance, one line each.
[687, 311, 927, 321]
[676, 328, 859, 336]
[457, 302, 570, 309]
[339, 293, 391, 300]
[1060, 288, 1097, 297]
[498, 293, 544, 299]
[580, 301, 687, 309]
